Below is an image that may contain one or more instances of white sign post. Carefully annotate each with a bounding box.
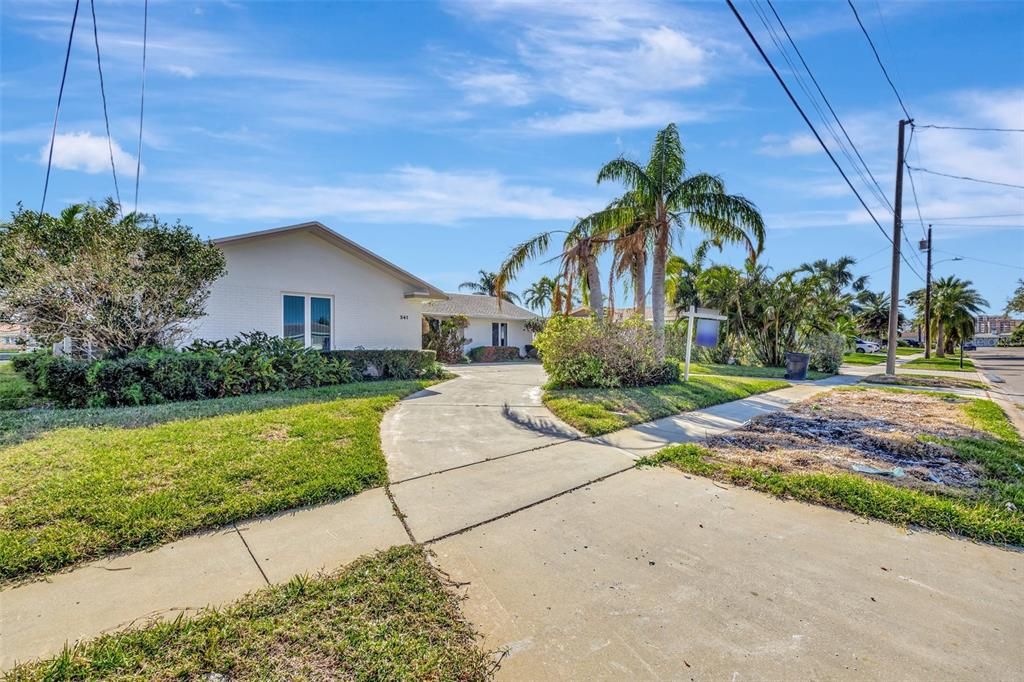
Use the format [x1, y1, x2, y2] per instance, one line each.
[682, 305, 728, 382]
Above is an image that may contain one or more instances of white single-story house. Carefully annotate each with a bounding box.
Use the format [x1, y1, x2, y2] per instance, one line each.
[421, 293, 539, 355]
[185, 222, 448, 350]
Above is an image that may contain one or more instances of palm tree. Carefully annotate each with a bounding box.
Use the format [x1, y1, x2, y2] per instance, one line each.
[494, 217, 609, 319]
[854, 290, 894, 341]
[798, 256, 868, 296]
[908, 276, 987, 357]
[523, 276, 556, 314]
[459, 270, 520, 304]
[594, 123, 765, 360]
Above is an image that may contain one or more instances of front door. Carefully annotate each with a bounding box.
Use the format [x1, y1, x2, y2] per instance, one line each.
[491, 322, 508, 346]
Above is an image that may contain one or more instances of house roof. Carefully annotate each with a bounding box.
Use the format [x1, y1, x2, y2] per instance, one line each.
[422, 293, 540, 321]
[213, 221, 447, 299]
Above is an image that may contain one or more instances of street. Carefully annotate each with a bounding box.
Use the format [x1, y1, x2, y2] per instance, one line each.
[971, 346, 1024, 402]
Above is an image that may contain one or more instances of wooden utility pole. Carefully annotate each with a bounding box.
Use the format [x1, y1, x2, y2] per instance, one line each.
[886, 118, 910, 376]
[923, 225, 933, 359]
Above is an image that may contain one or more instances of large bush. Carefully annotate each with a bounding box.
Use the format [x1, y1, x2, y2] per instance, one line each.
[805, 333, 845, 374]
[533, 316, 678, 388]
[468, 346, 520, 363]
[18, 332, 356, 408]
[422, 315, 470, 364]
[0, 200, 226, 354]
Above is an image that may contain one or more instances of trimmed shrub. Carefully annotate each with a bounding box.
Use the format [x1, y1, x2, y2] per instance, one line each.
[325, 349, 438, 380]
[532, 316, 670, 388]
[805, 333, 845, 374]
[423, 315, 471, 364]
[20, 332, 358, 408]
[468, 346, 521, 363]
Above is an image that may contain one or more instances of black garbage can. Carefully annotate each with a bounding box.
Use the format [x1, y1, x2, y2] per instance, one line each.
[784, 351, 810, 380]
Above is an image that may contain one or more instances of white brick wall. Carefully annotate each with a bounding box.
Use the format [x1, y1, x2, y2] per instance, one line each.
[185, 230, 426, 350]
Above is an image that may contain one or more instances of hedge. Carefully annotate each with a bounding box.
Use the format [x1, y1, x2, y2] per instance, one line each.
[468, 346, 521, 363]
[325, 349, 437, 379]
[13, 338, 442, 408]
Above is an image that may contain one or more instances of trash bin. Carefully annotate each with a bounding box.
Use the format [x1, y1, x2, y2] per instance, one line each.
[784, 351, 810, 380]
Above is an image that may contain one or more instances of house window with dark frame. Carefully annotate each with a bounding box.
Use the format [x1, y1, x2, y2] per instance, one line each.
[491, 322, 508, 346]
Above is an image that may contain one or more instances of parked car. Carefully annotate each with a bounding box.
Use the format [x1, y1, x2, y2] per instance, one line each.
[854, 339, 881, 353]
[900, 339, 922, 348]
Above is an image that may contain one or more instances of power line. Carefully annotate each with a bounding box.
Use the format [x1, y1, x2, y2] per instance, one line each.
[904, 126, 927, 239]
[725, 0, 923, 282]
[906, 165, 1024, 191]
[925, 213, 1024, 221]
[848, 0, 912, 120]
[40, 0, 81, 219]
[920, 223, 1024, 229]
[764, 0, 894, 214]
[133, 0, 149, 215]
[89, 0, 122, 215]
[934, 250, 1024, 271]
[916, 124, 1024, 133]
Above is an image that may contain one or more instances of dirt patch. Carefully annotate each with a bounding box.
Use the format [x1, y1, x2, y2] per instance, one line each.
[260, 425, 293, 442]
[863, 373, 987, 391]
[705, 389, 994, 490]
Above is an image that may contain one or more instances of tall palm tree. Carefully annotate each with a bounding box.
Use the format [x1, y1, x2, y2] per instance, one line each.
[594, 123, 765, 360]
[459, 270, 521, 304]
[523, 276, 556, 314]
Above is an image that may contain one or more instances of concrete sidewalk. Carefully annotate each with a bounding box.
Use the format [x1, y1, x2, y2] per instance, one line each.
[0, 488, 409, 669]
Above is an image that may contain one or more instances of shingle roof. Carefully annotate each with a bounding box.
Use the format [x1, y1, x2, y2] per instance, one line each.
[422, 293, 540, 321]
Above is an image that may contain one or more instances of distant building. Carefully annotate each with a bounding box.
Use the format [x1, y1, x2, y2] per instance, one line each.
[0, 323, 31, 351]
[975, 315, 1022, 335]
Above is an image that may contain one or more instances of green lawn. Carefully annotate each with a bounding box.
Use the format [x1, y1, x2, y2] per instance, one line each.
[640, 393, 1024, 546]
[0, 380, 433, 582]
[894, 347, 923, 356]
[544, 376, 788, 436]
[5, 545, 493, 681]
[842, 352, 887, 365]
[863, 373, 988, 391]
[0, 362, 37, 410]
[903, 356, 976, 372]
[687, 362, 830, 380]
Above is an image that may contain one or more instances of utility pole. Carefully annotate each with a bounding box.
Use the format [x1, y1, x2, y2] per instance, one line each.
[886, 118, 910, 376]
[923, 225, 932, 359]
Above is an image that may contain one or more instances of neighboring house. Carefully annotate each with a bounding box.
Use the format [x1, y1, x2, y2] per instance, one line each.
[184, 222, 446, 350]
[0, 323, 32, 351]
[421, 293, 539, 356]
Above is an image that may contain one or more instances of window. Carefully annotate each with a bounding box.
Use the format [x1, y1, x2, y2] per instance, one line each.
[283, 295, 305, 343]
[310, 297, 331, 350]
[282, 294, 333, 349]
[491, 322, 508, 347]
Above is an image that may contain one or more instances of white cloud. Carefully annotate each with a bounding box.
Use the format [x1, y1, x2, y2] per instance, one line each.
[446, 0, 745, 133]
[758, 133, 821, 157]
[150, 165, 602, 225]
[459, 71, 533, 106]
[39, 132, 139, 177]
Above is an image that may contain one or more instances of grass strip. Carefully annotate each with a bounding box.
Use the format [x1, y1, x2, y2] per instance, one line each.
[904, 356, 975, 372]
[842, 352, 887, 366]
[5, 545, 493, 681]
[686, 362, 830, 380]
[0, 381, 433, 582]
[639, 444, 1023, 546]
[544, 376, 788, 436]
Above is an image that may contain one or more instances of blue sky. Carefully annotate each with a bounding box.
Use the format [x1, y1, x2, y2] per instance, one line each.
[3, 0, 1022, 313]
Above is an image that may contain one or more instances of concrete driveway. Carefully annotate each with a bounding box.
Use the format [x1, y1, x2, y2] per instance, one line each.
[383, 363, 1024, 679]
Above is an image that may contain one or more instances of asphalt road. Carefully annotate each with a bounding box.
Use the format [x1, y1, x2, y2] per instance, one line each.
[971, 346, 1024, 401]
